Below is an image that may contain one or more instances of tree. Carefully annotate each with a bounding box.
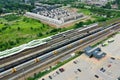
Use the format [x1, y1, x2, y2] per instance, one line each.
[30, 27, 33, 30]
[116, 0, 120, 4]
[103, 2, 111, 9]
[37, 32, 43, 37]
[75, 22, 84, 28]
[115, 0, 120, 9]
[17, 27, 21, 31]
[0, 8, 2, 14]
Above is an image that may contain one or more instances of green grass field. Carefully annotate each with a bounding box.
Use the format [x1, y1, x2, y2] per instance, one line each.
[78, 9, 91, 15]
[0, 15, 64, 51]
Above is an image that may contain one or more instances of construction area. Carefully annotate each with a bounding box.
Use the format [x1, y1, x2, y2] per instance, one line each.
[25, 3, 85, 27]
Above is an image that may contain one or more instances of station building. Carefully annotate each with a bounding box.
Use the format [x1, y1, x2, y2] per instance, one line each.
[84, 46, 106, 59]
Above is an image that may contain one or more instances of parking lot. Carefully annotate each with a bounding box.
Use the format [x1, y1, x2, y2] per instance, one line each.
[99, 33, 120, 58]
[39, 33, 120, 80]
[39, 52, 120, 80]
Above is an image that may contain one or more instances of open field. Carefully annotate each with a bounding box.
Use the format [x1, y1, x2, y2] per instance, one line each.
[78, 9, 92, 15]
[0, 14, 61, 51]
[0, 8, 120, 51]
[0, 12, 95, 51]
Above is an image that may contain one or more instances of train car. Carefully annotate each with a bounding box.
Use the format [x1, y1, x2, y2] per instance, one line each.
[67, 44, 72, 49]
[78, 23, 98, 32]
[34, 58, 40, 63]
[1, 22, 119, 79]
[1, 28, 103, 78]
[38, 52, 53, 60]
[51, 39, 69, 48]
[15, 59, 35, 72]
[55, 45, 67, 54]
[0, 68, 16, 78]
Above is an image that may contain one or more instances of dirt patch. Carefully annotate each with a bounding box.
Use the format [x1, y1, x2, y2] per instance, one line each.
[40, 16, 91, 28]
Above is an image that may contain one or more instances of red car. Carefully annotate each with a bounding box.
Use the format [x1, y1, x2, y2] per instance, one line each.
[108, 64, 111, 68]
[59, 68, 65, 72]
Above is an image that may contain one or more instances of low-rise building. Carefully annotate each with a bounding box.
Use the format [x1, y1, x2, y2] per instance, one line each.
[84, 46, 106, 59]
[25, 3, 84, 27]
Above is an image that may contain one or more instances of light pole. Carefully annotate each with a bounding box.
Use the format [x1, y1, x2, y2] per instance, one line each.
[22, 69, 25, 80]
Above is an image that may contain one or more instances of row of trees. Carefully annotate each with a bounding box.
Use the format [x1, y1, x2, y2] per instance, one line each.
[0, 0, 35, 14]
[39, 0, 78, 4]
[115, 0, 120, 9]
[0, 0, 76, 14]
[74, 17, 108, 29]
[3, 14, 21, 21]
[90, 7, 120, 18]
[0, 37, 26, 51]
[100, 0, 120, 9]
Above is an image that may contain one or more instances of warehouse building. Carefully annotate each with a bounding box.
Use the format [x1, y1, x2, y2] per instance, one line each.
[84, 46, 106, 59]
[25, 3, 84, 26]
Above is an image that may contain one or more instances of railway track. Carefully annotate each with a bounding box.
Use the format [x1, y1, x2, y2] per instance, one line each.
[0, 21, 120, 80]
[0, 23, 99, 69]
[0, 22, 120, 80]
[0, 27, 102, 72]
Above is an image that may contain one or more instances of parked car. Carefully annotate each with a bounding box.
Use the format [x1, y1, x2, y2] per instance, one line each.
[59, 68, 65, 72]
[111, 57, 115, 60]
[100, 67, 103, 71]
[102, 69, 106, 72]
[94, 75, 99, 78]
[108, 64, 111, 68]
[73, 61, 77, 64]
[100, 67, 106, 72]
[42, 78, 45, 80]
[77, 69, 81, 72]
[56, 71, 59, 74]
[49, 76, 52, 79]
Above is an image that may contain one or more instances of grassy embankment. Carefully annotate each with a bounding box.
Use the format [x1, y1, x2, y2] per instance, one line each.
[0, 14, 71, 51]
